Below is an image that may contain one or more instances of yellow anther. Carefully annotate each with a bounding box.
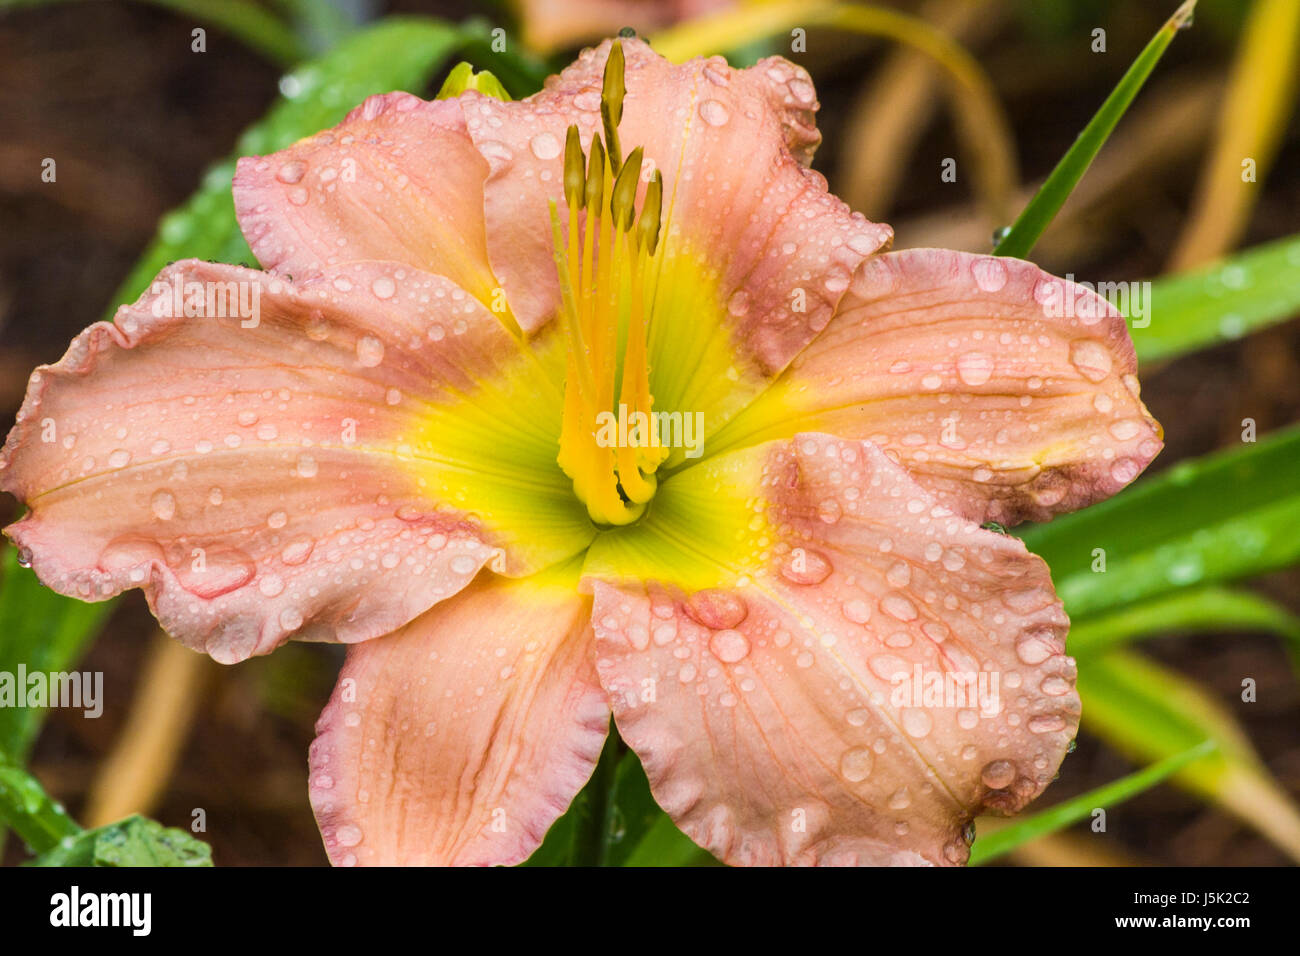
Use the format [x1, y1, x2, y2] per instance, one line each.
[563, 125, 586, 209]
[611, 147, 643, 231]
[585, 135, 606, 213]
[601, 41, 625, 173]
[637, 170, 663, 253]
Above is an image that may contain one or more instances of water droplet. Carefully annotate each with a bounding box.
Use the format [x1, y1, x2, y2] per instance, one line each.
[1028, 713, 1067, 734]
[698, 99, 730, 126]
[1110, 457, 1141, 483]
[840, 747, 874, 782]
[1108, 419, 1142, 441]
[1016, 632, 1056, 665]
[1040, 675, 1071, 696]
[276, 160, 306, 184]
[1069, 339, 1113, 383]
[841, 598, 872, 624]
[150, 490, 176, 520]
[708, 628, 751, 663]
[956, 351, 994, 386]
[281, 537, 314, 565]
[901, 709, 932, 738]
[686, 589, 748, 629]
[370, 276, 396, 300]
[176, 548, 255, 598]
[258, 574, 285, 597]
[267, 510, 288, 529]
[777, 548, 832, 585]
[881, 593, 918, 621]
[355, 335, 385, 367]
[296, 454, 319, 478]
[108, 448, 131, 469]
[981, 759, 1016, 789]
[885, 561, 911, 588]
[450, 555, 478, 575]
[529, 131, 561, 160]
[971, 257, 1007, 292]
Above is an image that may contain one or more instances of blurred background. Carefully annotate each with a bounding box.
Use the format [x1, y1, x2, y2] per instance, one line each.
[1, 0, 1298, 866]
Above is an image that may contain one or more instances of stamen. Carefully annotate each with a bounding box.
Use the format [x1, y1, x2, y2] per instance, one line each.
[601, 41, 625, 173]
[552, 41, 670, 526]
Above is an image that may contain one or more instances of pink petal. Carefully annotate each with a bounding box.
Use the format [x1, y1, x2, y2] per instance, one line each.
[233, 93, 500, 309]
[716, 248, 1163, 525]
[1, 260, 591, 663]
[588, 435, 1078, 866]
[458, 38, 890, 371]
[310, 570, 609, 866]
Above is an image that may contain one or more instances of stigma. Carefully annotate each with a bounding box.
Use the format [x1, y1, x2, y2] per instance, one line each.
[550, 41, 668, 526]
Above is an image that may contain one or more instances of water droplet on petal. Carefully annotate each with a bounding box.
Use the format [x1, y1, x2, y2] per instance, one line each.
[281, 537, 314, 565]
[901, 709, 932, 738]
[355, 335, 385, 367]
[956, 351, 994, 386]
[1028, 713, 1067, 734]
[150, 490, 176, 520]
[708, 628, 751, 663]
[840, 747, 874, 782]
[777, 548, 832, 585]
[981, 759, 1016, 789]
[971, 257, 1008, 292]
[1069, 339, 1113, 383]
[686, 589, 748, 629]
[529, 131, 561, 160]
[698, 99, 730, 126]
[276, 160, 306, 184]
[177, 548, 255, 598]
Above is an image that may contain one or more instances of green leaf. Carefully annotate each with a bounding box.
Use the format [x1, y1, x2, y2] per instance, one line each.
[28, 814, 213, 868]
[1077, 651, 1300, 861]
[0, 758, 81, 856]
[523, 734, 712, 866]
[103, 16, 465, 321]
[1018, 425, 1300, 619]
[0, 547, 113, 764]
[993, 0, 1195, 258]
[1067, 585, 1300, 668]
[602, 751, 712, 867]
[968, 740, 1216, 865]
[1130, 233, 1300, 364]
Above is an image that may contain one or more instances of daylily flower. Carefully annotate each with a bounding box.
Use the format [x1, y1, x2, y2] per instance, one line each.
[0, 38, 1162, 866]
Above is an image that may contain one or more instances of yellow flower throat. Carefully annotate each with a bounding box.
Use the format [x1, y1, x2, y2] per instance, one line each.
[551, 41, 668, 527]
